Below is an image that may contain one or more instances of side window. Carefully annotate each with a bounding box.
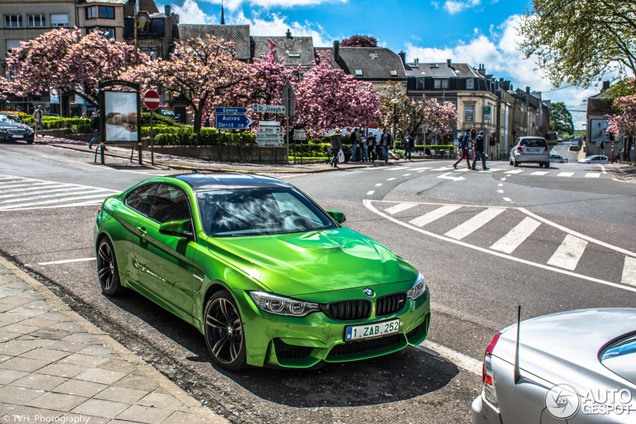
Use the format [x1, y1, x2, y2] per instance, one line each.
[126, 183, 158, 216]
[149, 184, 191, 224]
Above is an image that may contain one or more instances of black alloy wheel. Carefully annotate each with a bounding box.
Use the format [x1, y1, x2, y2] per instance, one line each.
[204, 290, 247, 370]
[97, 238, 123, 296]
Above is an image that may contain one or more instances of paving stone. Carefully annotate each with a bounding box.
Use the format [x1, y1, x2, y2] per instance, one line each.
[77, 345, 119, 359]
[20, 348, 70, 363]
[6, 301, 54, 318]
[0, 297, 33, 307]
[162, 410, 211, 424]
[29, 328, 71, 340]
[0, 332, 20, 343]
[62, 333, 105, 345]
[3, 405, 64, 422]
[53, 379, 107, 397]
[95, 386, 149, 404]
[0, 313, 27, 324]
[0, 385, 46, 405]
[97, 359, 137, 374]
[0, 354, 12, 362]
[37, 311, 71, 322]
[115, 405, 173, 424]
[75, 368, 127, 385]
[0, 356, 51, 372]
[72, 399, 130, 419]
[48, 321, 86, 333]
[1, 323, 40, 335]
[137, 392, 182, 410]
[113, 373, 158, 392]
[0, 369, 29, 385]
[60, 353, 109, 368]
[27, 392, 88, 412]
[19, 317, 58, 328]
[10, 373, 67, 391]
[0, 339, 54, 356]
[36, 363, 88, 378]
[45, 340, 88, 353]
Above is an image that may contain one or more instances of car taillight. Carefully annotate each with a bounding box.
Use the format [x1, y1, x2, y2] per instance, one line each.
[482, 332, 501, 407]
[97, 206, 102, 214]
[544, 146, 549, 152]
[517, 145, 523, 152]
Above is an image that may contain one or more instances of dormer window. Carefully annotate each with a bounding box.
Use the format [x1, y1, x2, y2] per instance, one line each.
[466, 78, 474, 90]
[288, 52, 300, 58]
[355, 69, 363, 76]
[390, 69, 398, 77]
[428, 64, 438, 68]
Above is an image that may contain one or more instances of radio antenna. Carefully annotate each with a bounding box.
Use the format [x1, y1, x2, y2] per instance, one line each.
[514, 305, 521, 384]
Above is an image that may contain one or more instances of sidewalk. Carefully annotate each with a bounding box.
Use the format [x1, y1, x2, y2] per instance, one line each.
[0, 256, 227, 424]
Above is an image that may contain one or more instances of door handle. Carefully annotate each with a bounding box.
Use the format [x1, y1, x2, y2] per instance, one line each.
[137, 226, 147, 236]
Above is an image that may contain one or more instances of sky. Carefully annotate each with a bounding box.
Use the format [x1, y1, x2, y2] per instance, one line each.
[159, 0, 607, 130]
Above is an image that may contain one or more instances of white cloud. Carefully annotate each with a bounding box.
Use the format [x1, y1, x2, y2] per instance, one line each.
[443, 0, 481, 14]
[431, 1, 440, 10]
[230, 11, 335, 46]
[172, 0, 218, 24]
[203, 0, 347, 11]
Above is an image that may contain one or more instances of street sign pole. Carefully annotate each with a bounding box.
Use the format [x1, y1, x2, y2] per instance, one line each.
[150, 110, 154, 166]
[240, 130, 244, 163]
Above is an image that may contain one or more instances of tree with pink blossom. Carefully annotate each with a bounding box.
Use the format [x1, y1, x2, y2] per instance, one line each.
[5, 29, 136, 107]
[124, 35, 248, 133]
[608, 79, 636, 137]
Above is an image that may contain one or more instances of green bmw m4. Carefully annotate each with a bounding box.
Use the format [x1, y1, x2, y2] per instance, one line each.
[94, 173, 430, 370]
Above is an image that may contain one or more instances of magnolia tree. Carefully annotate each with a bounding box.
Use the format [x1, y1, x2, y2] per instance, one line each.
[608, 79, 636, 137]
[294, 53, 380, 132]
[5, 28, 136, 107]
[125, 35, 248, 132]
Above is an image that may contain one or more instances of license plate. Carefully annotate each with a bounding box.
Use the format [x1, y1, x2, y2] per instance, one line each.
[12, 135, 23, 138]
[528, 148, 539, 152]
[345, 319, 400, 341]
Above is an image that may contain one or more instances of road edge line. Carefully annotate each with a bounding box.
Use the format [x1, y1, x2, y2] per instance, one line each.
[418, 341, 482, 375]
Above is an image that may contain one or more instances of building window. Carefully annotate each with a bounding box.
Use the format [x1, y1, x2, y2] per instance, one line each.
[85, 7, 96, 20]
[464, 105, 474, 122]
[434, 79, 449, 89]
[288, 52, 300, 58]
[140, 46, 159, 60]
[51, 14, 69, 27]
[390, 69, 398, 77]
[28, 14, 46, 28]
[6, 39, 22, 52]
[99, 6, 115, 19]
[355, 69, 363, 76]
[428, 64, 438, 68]
[5, 15, 23, 28]
[466, 78, 474, 90]
[99, 27, 116, 39]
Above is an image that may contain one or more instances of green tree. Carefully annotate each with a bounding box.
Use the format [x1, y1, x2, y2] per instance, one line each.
[549, 102, 574, 134]
[519, 0, 636, 88]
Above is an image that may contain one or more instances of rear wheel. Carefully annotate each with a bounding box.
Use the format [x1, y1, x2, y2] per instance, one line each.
[545, 161, 550, 168]
[96, 238, 123, 296]
[204, 290, 247, 370]
[513, 158, 519, 167]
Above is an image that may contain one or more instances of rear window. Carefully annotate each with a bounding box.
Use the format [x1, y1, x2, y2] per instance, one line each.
[601, 333, 636, 385]
[519, 138, 547, 148]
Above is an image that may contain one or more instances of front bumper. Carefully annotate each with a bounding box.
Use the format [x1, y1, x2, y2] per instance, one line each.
[471, 394, 502, 424]
[234, 285, 431, 368]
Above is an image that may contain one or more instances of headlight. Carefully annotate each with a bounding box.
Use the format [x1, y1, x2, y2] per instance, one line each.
[249, 291, 319, 317]
[407, 273, 427, 300]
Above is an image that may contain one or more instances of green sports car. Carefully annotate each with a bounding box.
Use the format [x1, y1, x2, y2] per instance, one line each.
[94, 173, 430, 370]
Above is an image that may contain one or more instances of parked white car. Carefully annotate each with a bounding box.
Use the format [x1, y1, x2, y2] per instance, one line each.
[549, 152, 568, 163]
[578, 155, 609, 164]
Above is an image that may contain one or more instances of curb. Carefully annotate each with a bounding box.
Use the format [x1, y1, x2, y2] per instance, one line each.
[0, 254, 228, 424]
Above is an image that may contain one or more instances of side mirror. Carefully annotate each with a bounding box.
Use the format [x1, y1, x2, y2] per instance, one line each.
[159, 219, 194, 239]
[326, 210, 346, 224]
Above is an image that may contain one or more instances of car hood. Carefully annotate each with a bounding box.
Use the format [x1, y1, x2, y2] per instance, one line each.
[0, 121, 32, 130]
[494, 308, 636, 391]
[204, 227, 417, 296]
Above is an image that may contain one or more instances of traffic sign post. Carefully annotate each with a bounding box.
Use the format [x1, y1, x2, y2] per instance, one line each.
[281, 80, 296, 164]
[143, 90, 160, 166]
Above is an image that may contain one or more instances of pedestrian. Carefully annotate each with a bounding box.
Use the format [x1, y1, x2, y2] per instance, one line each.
[330, 128, 343, 168]
[33, 105, 44, 138]
[379, 128, 392, 164]
[472, 131, 489, 170]
[359, 129, 368, 162]
[88, 110, 100, 149]
[453, 129, 471, 169]
[404, 132, 415, 161]
[350, 128, 358, 162]
[367, 131, 376, 163]
[81, 112, 87, 119]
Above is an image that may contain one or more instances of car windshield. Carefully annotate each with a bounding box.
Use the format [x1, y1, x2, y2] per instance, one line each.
[0, 114, 21, 123]
[198, 187, 336, 237]
[601, 332, 636, 385]
[0, 115, 12, 124]
[519, 138, 547, 148]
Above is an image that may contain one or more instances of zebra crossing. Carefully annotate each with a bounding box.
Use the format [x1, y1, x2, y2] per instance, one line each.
[365, 200, 636, 292]
[363, 165, 605, 179]
[0, 175, 118, 211]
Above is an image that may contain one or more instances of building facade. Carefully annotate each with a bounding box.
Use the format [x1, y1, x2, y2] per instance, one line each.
[75, 0, 126, 41]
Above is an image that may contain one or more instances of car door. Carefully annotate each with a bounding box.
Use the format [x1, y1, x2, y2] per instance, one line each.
[133, 183, 200, 321]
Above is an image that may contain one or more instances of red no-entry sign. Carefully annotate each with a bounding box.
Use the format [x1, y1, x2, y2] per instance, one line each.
[143, 90, 160, 110]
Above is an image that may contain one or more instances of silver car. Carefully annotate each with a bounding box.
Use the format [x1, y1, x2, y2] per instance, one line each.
[472, 308, 636, 423]
[509, 137, 550, 168]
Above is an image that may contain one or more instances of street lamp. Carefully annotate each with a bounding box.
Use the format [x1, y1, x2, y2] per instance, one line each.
[391, 98, 399, 150]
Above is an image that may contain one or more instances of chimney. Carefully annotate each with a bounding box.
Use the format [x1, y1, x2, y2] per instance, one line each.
[165, 5, 171, 15]
[446, 58, 452, 67]
[398, 51, 406, 65]
[414, 58, 419, 64]
[286, 28, 292, 38]
[333, 40, 340, 61]
[526, 86, 530, 94]
[602, 80, 610, 91]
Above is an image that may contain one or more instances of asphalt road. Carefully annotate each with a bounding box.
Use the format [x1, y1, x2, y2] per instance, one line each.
[1, 140, 635, 423]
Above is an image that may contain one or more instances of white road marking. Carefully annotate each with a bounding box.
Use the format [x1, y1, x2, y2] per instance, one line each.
[483, 168, 504, 172]
[366, 200, 636, 294]
[0, 193, 110, 210]
[498, 184, 503, 187]
[432, 167, 454, 171]
[557, 172, 575, 177]
[419, 341, 481, 375]
[530, 171, 549, 176]
[375, 183, 383, 187]
[409, 205, 462, 227]
[385, 203, 418, 215]
[403, 174, 411, 176]
[444, 208, 506, 240]
[497, 190, 504, 193]
[490, 217, 541, 254]
[622, 257, 636, 287]
[0, 186, 91, 199]
[505, 170, 524, 174]
[387, 178, 396, 181]
[38, 258, 96, 266]
[0, 200, 105, 211]
[437, 173, 466, 182]
[585, 172, 601, 178]
[455, 168, 471, 172]
[547, 235, 588, 271]
[0, 188, 112, 204]
[366, 190, 375, 195]
[501, 178, 507, 181]
[412, 167, 431, 171]
[600, 165, 607, 175]
[384, 168, 402, 171]
[0, 182, 61, 192]
[503, 197, 512, 202]
[0, 184, 77, 195]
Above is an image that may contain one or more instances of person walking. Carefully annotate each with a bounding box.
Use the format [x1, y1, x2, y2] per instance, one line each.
[359, 129, 368, 162]
[330, 128, 343, 168]
[367, 131, 376, 163]
[88, 110, 100, 149]
[453, 129, 471, 169]
[350, 128, 358, 162]
[404, 132, 415, 161]
[33, 105, 44, 138]
[472, 131, 489, 170]
[379, 128, 391, 164]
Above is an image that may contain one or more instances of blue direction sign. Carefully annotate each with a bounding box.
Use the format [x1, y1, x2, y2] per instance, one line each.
[215, 107, 248, 114]
[215, 114, 254, 130]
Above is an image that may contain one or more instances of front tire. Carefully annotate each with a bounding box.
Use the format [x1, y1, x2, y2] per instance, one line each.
[96, 238, 123, 296]
[204, 290, 247, 370]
